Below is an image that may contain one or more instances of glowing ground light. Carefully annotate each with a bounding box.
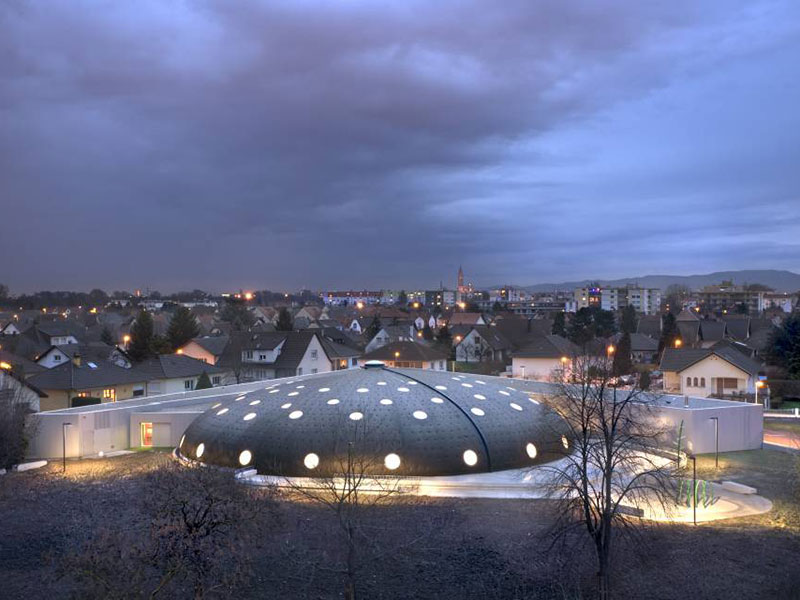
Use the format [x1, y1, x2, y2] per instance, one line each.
[412, 410, 428, 420]
[384, 453, 401, 470]
[470, 407, 485, 416]
[196, 443, 205, 458]
[217, 408, 229, 416]
[289, 410, 303, 419]
[239, 450, 252, 466]
[463, 450, 478, 466]
[349, 412, 364, 421]
[243, 413, 257, 421]
[562, 435, 570, 449]
[304, 453, 319, 469]
[526, 443, 537, 459]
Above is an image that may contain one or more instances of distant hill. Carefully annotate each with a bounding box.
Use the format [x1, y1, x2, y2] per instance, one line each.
[509, 270, 800, 293]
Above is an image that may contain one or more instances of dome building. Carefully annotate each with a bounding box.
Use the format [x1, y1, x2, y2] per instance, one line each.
[178, 362, 571, 477]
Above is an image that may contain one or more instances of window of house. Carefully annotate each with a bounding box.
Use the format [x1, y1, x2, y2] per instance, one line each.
[439, 361, 445, 370]
[311, 350, 318, 359]
[723, 378, 738, 389]
[686, 377, 691, 387]
[77, 392, 88, 397]
[212, 376, 221, 385]
[54, 354, 61, 362]
[133, 388, 144, 397]
[102, 388, 116, 401]
[185, 379, 194, 390]
[351, 358, 357, 366]
[312, 368, 318, 374]
[245, 350, 253, 359]
[693, 377, 699, 387]
[259, 354, 267, 361]
[700, 377, 706, 387]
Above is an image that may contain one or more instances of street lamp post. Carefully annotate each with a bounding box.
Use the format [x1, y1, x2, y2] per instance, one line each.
[689, 454, 697, 526]
[755, 380, 766, 406]
[709, 417, 719, 469]
[62, 422, 72, 473]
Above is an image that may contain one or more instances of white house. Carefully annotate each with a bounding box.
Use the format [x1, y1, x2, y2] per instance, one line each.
[455, 327, 511, 363]
[660, 346, 763, 398]
[511, 335, 579, 380]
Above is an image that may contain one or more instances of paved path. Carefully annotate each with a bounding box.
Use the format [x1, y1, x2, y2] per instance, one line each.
[764, 428, 800, 450]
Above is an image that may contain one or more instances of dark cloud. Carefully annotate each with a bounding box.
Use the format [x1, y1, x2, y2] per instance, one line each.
[1, 0, 798, 292]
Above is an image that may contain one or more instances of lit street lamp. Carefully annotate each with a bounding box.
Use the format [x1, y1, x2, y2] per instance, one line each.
[62, 422, 73, 473]
[755, 380, 766, 406]
[674, 338, 682, 348]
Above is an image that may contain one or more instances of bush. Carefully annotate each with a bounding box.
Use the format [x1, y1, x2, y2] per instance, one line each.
[71, 396, 102, 408]
[0, 402, 31, 470]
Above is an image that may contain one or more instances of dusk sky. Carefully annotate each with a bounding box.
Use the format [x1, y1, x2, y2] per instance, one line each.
[1, 0, 799, 294]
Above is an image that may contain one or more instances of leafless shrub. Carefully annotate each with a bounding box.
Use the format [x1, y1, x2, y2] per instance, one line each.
[0, 375, 37, 470]
[60, 459, 279, 599]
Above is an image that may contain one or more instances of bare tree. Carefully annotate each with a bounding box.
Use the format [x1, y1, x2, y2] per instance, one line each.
[61, 458, 279, 599]
[539, 353, 675, 599]
[285, 420, 409, 600]
[0, 372, 37, 470]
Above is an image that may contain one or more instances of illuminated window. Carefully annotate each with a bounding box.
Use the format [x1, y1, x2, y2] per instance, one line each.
[103, 388, 116, 401]
[384, 453, 401, 470]
[463, 450, 478, 466]
[304, 453, 319, 469]
[140, 422, 153, 447]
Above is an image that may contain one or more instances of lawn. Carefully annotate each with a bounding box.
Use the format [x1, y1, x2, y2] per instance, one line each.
[1, 450, 798, 600]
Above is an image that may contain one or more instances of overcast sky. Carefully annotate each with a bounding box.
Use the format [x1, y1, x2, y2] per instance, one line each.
[1, 1, 799, 294]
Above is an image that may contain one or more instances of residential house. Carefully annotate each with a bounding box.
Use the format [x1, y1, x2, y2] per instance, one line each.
[660, 346, 764, 398]
[448, 312, 486, 327]
[0, 367, 47, 412]
[511, 335, 580, 380]
[611, 333, 658, 363]
[358, 341, 449, 370]
[178, 336, 230, 365]
[364, 324, 415, 353]
[136, 354, 232, 395]
[455, 326, 512, 362]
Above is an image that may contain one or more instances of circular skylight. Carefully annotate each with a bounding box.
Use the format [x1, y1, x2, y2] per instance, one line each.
[510, 403, 523, 411]
[288, 410, 303, 420]
[380, 398, 393, 405]
[243, 412, 257, 421]
[249, 400, 261, 406]
[281, 403, 292, 409]
[318, 387, 330, 392]
[412, 410, 428, 420]
[397, 387, 410, 392]
[474, 394, 486, 400]
[349, 412, 364, 421]
[357, 387, 369, 393]
[216, 408, 229, 416]
[288, 391, 299, 397]
[431, 397, 444, 404]
[470, 407, 485, 416]
[327, 398, 340, 405]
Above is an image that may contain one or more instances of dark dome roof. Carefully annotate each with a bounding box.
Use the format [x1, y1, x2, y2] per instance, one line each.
[179, 364, 571, 477]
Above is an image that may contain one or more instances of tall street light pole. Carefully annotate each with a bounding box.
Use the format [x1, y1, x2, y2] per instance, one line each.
[62, 422, 72, 473]
[709, 417, 719, 469]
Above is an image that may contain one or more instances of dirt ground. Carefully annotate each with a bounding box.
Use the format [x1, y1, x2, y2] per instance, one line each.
[1, 449, 799, 600]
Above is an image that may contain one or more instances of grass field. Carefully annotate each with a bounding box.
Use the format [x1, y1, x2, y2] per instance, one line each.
[1, 450, 798, 599]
